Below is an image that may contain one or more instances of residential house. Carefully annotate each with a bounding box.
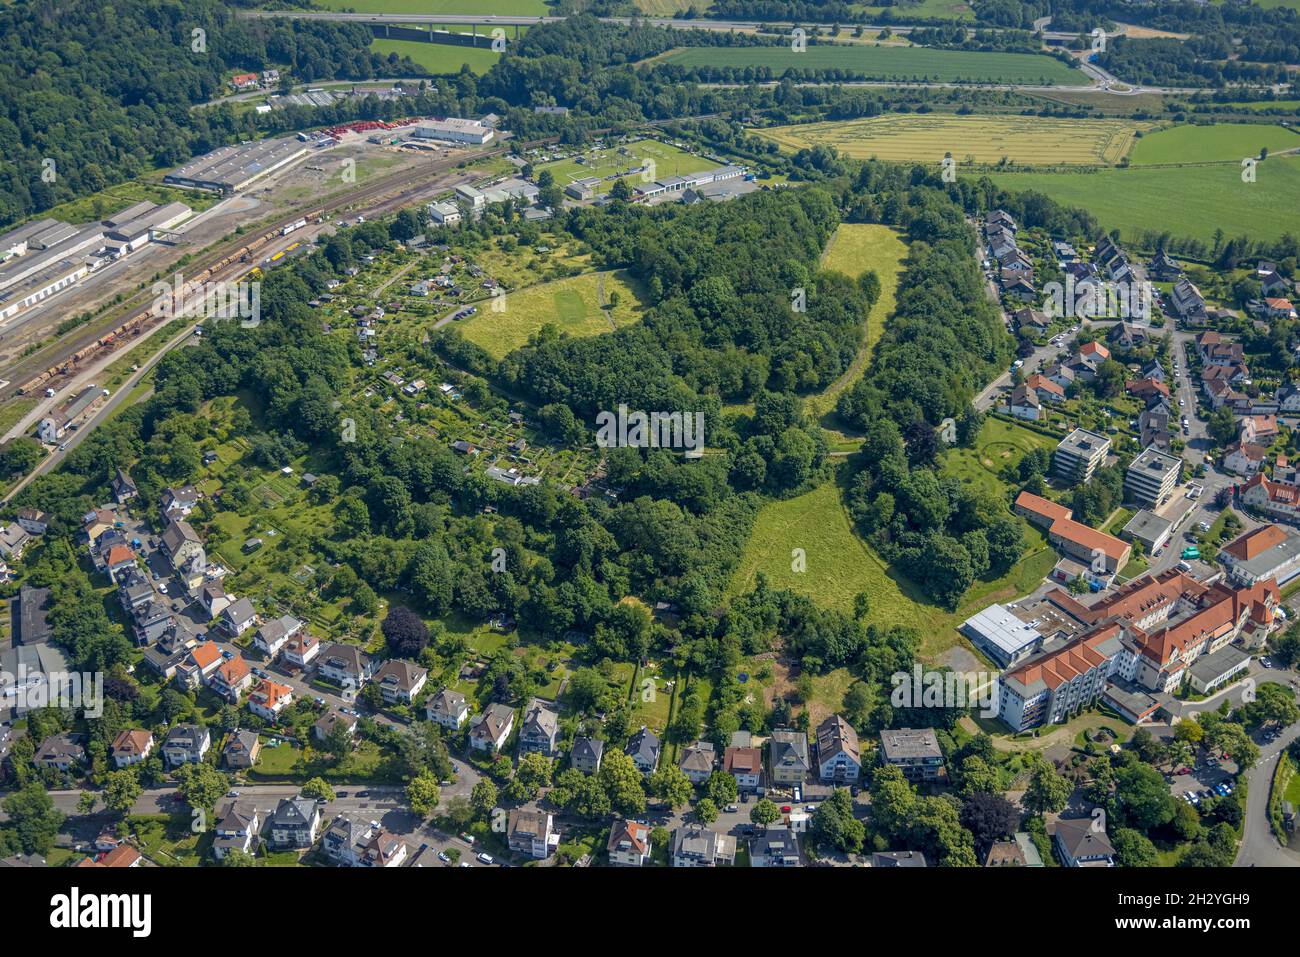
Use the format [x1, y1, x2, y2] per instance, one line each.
[518, 698, 560, 756]
[626, 726, 661, 775]
[213, 801, 260, 861]
[750, 826, 801, 867]
[247, 679, 293, 722]
[222, 729, 261, 769]
[508, 807, 558, 859]
[0, 525, 31, 561]
[373, 658, 428, 705]
[425, 688, 469, 730]
[724, 745, 764, 791]
[879, 728, 945, 783]
[159, 519, 205, 586]
[221, 597, 258, 637]
[317, 642, 375, 692]
[678, 741, 716, 784]
[671, 826, 736, 867]
[1170, 277, 1207, 323]
[209, 655, 253, 703]
[109, 729, 154, 768]
[282, 632, 320, 670]
[254, 615, 302, 658]
[199, 582, 232, 619]
[1054, 817, 1115, 867]
[268, 796, 322, 848]
[314, 709, 358, 744]
[870, 851, 928, 867]
[174, 641, 224, 690]
[571, 736, 605, 774]
[769, 729, 810, 786]
[1224, 440, 1267, 476]
[1024, 374, 1066, 404]
[469, 702, 515, 752]
[162, 724, 210, 767]
[984, 833, 1044, 867]
[33, 733, 86, 772]
[161, 485, 201, 519]
[323, 814, 409, 867]
[111, 469, 138, 504]
[815, 714, 861, 784]
[1009, 384, 1042, 422]
[15, 509, 50, 535]
[607, 819, 652, 867]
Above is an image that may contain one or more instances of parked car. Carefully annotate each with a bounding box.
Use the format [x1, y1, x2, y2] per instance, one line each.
[476, 852, 494, 865]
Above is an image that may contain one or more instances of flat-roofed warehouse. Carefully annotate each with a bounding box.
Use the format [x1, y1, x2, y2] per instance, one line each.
[164, 135, 313, 193]
[960, 603, 1043, 668]
[409, 117, 494, 146]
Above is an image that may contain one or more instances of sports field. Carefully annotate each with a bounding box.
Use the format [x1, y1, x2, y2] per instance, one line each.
[318, 0, 550, 14]
[1127, 122, 1300, 165]
[989, 152, 1300, 246]
[658, 45, 1087, 85]
[538, 138, 720, 189]
[458, 270, 646, 358]
[756, 114, 1145, 166]
[370, 39, 501, 75]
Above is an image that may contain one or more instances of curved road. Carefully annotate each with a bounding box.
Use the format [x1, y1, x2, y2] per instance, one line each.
[1235, 716, 1300, 867]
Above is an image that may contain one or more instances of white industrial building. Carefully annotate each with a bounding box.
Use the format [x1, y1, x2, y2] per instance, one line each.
[410, 117, 494, 146]
[960, 604, 1043, 668]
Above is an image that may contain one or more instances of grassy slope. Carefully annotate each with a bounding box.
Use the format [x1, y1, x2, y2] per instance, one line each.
[370, 38, 501, 75]
[806, 223, 908, 422]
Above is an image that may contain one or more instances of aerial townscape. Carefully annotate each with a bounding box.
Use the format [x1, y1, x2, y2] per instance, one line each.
[1, 0, 1300, 926]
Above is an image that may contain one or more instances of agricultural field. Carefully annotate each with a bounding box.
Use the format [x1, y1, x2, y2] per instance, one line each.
[538, 138, 720, 190]
[1217, 99, 1300, 113]
[658, 45, 1088, 85]
[316, 0, 551, 14]
[756, 114, 1145, 166]
[807, 223, 908, 421]
[1127, 122, 1300, 165]
[634, 0, 702, 13]
[854, 0, 975, 20]
[988, 152, 1300, 246]
[370, 38, 501, 75]
[458, 269, 647, 358]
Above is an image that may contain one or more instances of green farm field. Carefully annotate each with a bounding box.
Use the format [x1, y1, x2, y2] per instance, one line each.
[756, 114, 1146, 166]
[854, 0, 975, 20]
[658, 45, 1087, 85]
[370, 38, 501, 75]
[317, 0, 550, 14]
[1127, 122, 1300, 165]
[989, 152, 1300, 246]
[539, 138, 719, 188]
[458, 269, 646, 358]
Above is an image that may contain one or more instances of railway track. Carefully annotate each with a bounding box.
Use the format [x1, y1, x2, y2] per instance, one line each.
[1, 144, 507, 400]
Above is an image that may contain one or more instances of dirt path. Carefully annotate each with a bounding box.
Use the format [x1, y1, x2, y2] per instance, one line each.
[595, 273, 617, 330]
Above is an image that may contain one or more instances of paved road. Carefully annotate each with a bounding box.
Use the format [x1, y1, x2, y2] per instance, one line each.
[1235, 710, 1300, 867]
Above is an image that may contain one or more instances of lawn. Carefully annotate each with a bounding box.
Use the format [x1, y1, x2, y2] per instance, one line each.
[987, 152, 1300, 246]
[1127, 122, 1300, 166]
[756, 114, 1145, 166]
[457, 269, 647, 358]
[942, 415, 1058, 499]
[658, 45, 1087, 85]
[538, 138, 720, 189]
[806, 223, 908, 421]
[370, 38, 501, 75]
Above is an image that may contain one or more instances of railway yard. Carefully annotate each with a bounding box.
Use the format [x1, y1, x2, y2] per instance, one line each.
[0, 127, 512, 460]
